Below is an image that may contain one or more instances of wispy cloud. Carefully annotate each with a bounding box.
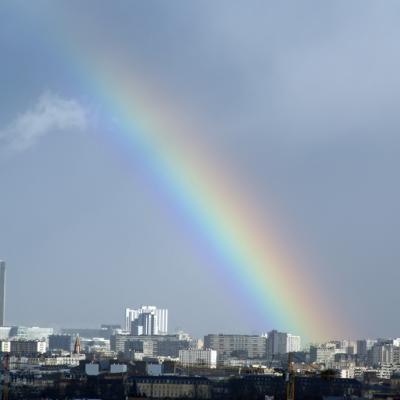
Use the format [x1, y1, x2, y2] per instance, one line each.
[0, 92, 87, 154]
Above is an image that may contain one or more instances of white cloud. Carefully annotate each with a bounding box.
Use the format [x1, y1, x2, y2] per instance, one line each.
[0, 92, 87, 154]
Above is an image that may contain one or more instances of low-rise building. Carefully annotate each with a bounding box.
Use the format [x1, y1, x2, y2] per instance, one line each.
[9, 353, 85, 370]
[9, 326, 53, 340]
[111, 333, 191, 357]
[179, 349, 217, 368]
[131, 376, 211, 399]
[9, 340, 47, 355]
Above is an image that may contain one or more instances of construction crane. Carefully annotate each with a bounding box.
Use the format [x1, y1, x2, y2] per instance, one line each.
[285, 352, 295, 400]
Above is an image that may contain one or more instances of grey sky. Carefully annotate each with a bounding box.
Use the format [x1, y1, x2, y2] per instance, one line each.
[1, 1, 400, 338]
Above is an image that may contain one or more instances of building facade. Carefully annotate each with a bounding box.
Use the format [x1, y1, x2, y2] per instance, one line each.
[266, 330, 301, 357]
[310, 345, 336, 364]
[132, 312, 158, 335]
[111, 333, 191, 358]
[48, 334, 72, 352]
[266, 330, 288, 357]
[125, 306, 168, 335]
[9, 326, 54, 340]
[286, 334, 301, 352]
[371, 343, 394, 366]
[131, 376, 211, 399]
[179, 349, 217, 368]
[0, 340, 10, 352]
[9, 339, 47, 355]
[0, 326, 11, 340]
[203, 334, 266, 361]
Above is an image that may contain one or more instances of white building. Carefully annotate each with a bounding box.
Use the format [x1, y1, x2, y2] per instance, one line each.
[9, 353, 85, 369]
[266, 330, 301, 356]
[371, 344, 394, 366]
[9, 326, 54, 340]
[179, 349, 217, 369]
[0, 327, 11, 340]
[393, 346, 400, 364]
[310, 346, 336, 364]
[80, 337, 110, 353]
[377, 364, 395, 379]
[340, 368, 355, 379]
[132, 312, 158, 336]
[286, 334, 301, 352]
[125, 306, 168, 335]
[125, 308, 140, 330]
[0, 340, 10, 352]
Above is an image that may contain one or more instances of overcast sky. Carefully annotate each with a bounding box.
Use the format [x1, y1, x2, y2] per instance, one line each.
[1, 1, 400, 339]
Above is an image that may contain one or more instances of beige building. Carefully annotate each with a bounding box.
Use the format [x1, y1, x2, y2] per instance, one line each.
[133, 376, 211, 399]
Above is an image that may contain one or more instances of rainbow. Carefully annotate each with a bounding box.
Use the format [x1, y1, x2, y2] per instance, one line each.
[22, 6, 342, 341]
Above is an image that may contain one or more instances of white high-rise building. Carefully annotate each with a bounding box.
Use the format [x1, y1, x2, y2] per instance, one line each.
[371, 343, 394, 366]
[286, 334, 301, 353]
[266, 330, 301, 356]
[126, 308, 140, 330]
[310, 345, 336, 364]
[132, 312, 158, 335]
[125, 306, 168, 335]
[0, 261, 5, 326]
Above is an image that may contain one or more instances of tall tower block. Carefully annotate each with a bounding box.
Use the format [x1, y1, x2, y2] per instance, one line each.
[0, 261, 5, 326]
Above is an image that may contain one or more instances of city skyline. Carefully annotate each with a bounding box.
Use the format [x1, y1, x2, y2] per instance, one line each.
[1, 1, 400, 340]
[1, 286, 400, 347]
